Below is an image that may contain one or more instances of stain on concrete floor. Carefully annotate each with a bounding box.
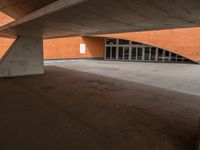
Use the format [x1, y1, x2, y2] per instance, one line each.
[0, 66, 200, 150]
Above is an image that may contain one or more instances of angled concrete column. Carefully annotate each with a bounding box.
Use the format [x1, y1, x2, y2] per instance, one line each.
[0, 36, 44, 77]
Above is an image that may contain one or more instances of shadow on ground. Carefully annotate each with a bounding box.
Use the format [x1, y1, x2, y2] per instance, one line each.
[0, 66, 200, 150]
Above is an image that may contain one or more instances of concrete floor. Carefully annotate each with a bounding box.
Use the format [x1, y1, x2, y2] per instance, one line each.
[46, 60, 200, 96]
[0, 61, 200, 150]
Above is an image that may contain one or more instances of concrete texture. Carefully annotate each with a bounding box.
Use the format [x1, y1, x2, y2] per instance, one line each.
[46, 60, 200, 96]
[0, 65, 200, 150]
[0, 0, 56, 19]
[2, 0, 200, 38]
[0, 36, 44, 77]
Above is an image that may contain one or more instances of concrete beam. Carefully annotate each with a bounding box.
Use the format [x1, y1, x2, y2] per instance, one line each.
[1, 0, 200, 39]
[0, 36, 44, 77]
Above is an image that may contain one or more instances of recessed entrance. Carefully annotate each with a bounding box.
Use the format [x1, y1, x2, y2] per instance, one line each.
[105, 38, 192, 63]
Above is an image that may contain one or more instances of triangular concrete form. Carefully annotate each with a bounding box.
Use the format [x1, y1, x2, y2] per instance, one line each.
[0, 36, 44, 77]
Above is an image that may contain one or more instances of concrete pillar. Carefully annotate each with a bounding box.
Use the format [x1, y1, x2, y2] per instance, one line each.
[135, 47, 138, 61]
[129, 47, 132, 61]
[116, 47, 119, 60]
[149, 47, 152, 61]
[104, 38, 107, 60]
[0, 36, 44, 78]
[116, 39, 119, 60]
[142, 47, 145, 61]
[162, 50, 165, 63]
[155, 48, 159, 61]
[122, 48, 125, 60]
[169, 52, 172, 61]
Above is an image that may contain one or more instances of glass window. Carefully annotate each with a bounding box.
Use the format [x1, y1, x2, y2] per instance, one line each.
[131, 47, 137, 60]
[111, 47, 117, 60]
[177, 55, 183, 62]
[106, 38, 117, 45]
[158, 49, 163, 61]
[171, 53, 177, 61]
[165, 51, 170, 61]
[119, 39, 130, 45]
[118, 47, 123, 60]
[106, 47, 111, 59]
[184, 58, 190, 62]
[132, 41, 142, 45]
[124, 47, 129, 60]
[144, 47, 150, 60]
[151, 47, 156, 61]
[137, 47, 143, 60]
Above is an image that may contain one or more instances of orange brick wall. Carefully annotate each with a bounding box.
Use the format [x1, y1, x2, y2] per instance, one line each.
[0, 12, 15, 58]
[0, 11, 14, 26]
[99, 27, 200, 62]
[44, 36, 105, 60]
[0, 38, 15, 58]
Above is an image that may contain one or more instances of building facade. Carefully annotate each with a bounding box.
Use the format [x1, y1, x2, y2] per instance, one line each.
[0, 12, 200, 63]
[105, 38, 192, 63]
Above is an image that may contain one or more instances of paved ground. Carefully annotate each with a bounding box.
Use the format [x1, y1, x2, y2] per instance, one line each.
[46, 60, 200, 96]
[0, 61, 200, 150]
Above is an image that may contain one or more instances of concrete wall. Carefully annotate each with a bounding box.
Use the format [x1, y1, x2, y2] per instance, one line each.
[44, 36, 105, 60]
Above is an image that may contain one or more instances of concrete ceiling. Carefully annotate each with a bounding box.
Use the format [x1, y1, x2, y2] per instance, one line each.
[0, 0, 57, 19]
[1, 0, 200, 39]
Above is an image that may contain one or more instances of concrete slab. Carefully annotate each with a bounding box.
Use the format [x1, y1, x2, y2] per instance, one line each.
[47, 60, 200, 96]
[0, 65, 200, 150]
[2, 0, 200, 38]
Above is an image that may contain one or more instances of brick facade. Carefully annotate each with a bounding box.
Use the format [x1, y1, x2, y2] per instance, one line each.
[0, 12, 200, 62]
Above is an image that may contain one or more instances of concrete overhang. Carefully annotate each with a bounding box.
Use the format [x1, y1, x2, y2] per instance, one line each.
[0, 0, 57, 19]
[1, 0, 200, 39]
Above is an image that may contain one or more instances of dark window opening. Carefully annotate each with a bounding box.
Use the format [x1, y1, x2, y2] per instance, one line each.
[106, 38, 117, 45]
[106, 47, 111, 59]
[124, 47, 129, 60]
[137, 48, 143, 60]
[144, 47, 150, 60]
[165, 51, 170, 61]
[119, 39, 129, 45]
[118, 47, 123, 60]
[111, 47, 117, 59]
[151, 47, 156, 60]
[177, 55, 183, 62]
[158, 49, 163, 61]
[132, 41, 142, 45]
[171, 53, 177, 61]
[132, 47, 137, 60]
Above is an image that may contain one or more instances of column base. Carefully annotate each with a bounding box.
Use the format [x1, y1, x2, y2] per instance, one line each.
[0, 36, 44, 78]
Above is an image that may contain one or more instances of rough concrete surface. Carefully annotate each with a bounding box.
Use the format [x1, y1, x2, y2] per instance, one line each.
[0, 36, 44, 77]
[47, 60, 200, 96]
[2, 0, 200, 39]
[0, 61, 200, 150]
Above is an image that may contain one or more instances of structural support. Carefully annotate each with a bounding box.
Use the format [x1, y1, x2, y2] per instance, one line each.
[0, 36, 44, 78]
